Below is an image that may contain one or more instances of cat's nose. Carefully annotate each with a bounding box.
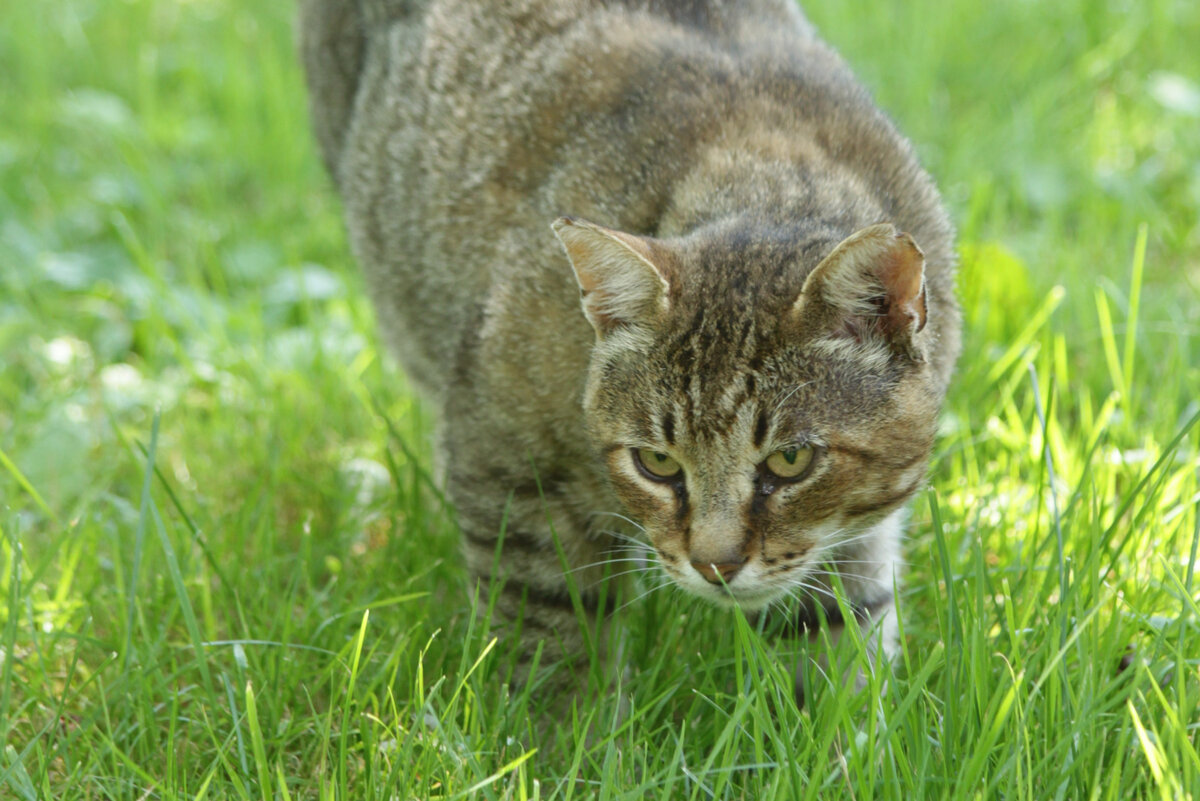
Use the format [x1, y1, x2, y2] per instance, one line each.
[690, 558, 745, 585]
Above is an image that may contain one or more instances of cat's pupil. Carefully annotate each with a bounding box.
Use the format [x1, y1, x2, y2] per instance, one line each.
[783, 449, 798, 465]
[654, 453, 669, 463]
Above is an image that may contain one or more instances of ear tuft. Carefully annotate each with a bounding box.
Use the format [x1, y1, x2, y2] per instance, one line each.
[551, 217, 672, 336]
[794, 223, 928, 354]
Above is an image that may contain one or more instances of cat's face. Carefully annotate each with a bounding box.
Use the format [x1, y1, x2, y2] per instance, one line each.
[554, 218, 943, 610]
[587, 329, 938, 610]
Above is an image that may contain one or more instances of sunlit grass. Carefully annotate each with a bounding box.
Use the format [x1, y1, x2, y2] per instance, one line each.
[2, 0, 1198, 798]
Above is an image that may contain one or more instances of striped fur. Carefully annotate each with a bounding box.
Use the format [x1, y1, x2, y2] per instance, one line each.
[301, 0, 960, 700]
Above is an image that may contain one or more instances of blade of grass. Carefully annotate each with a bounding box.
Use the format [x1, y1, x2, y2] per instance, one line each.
[151, 492, 214, 696]
[122, 409, 160, 671]
[1, 745, 37, 801]
[1127, 697, 1176, 801]
[244, 681, 271, 801]
[452, 748, 538, 799]
[0, 447, 58, 527]
[984, 285, 1064, 385]
[1121, 223, 1148, 395]
[0, 523, 20, 742]
[1099, 408, 1200, 584]
[1094, 288, 1127, 400]
[338, 609, 370, 792]
[275, 762, 294, 801]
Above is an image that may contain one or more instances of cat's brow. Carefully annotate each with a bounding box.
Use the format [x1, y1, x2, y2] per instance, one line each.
[772, 381, 814, 414]
[828, 444, 927, 470]
[662, 412, 676, 445]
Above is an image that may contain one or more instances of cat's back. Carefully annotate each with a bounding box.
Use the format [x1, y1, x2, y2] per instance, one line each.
[333, 0, 827, 220]
[302, 0, 954, 395]
[304, 0, 819, 389]
[311, 0, 919, 252]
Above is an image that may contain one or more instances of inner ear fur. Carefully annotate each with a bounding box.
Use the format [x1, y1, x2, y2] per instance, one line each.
[793, 223, 928, 354]
[551, 216, 673, 336]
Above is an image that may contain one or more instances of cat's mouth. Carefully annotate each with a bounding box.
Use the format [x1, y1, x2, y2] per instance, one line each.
[703, 585, 783, 611]
[666, 563, 789, 611]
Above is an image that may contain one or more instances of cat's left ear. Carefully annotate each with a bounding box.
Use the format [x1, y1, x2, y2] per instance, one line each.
[551, 217, 673, 336]
[792, 223, 928, 358]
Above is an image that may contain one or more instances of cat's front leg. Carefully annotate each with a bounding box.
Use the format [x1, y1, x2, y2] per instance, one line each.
[792, 510, 904, 708]
[792, 590, 898, 709]
[452, 483, 628, 699]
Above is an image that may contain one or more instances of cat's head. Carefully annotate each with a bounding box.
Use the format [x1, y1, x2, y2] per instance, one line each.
[552, 217, 944, 610]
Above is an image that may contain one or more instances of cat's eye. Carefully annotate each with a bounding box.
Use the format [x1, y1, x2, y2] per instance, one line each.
[764, 446, 816, 480]
[634, 448, 683, 480]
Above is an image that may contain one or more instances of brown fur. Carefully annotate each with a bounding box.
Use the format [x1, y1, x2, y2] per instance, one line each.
[300, 0, 960, 698]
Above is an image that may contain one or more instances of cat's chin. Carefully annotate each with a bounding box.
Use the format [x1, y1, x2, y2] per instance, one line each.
[692, 584, 783, 612]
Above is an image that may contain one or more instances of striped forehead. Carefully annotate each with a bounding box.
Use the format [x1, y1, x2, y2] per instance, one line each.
[662, 376, 760, 446]
[655, 309, 777, 447]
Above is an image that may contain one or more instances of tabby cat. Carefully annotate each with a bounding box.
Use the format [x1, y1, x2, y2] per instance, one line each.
[299, 0, 960, 701]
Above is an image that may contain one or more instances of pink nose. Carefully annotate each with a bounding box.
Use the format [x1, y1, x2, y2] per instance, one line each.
[690, 558, 745, 585]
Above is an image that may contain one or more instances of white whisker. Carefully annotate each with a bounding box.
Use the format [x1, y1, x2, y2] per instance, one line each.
[785, 580, 840, 606]
[810, 558, 901, 568]
[565, 556, 656, 576]
[599, 566, 663, 583]
[588, 511, 646, 532]
[595, 542, 654, 560]
[610, 578, 674, 616]
[772, 381, 813, 414]
[595, 527, 649, 545]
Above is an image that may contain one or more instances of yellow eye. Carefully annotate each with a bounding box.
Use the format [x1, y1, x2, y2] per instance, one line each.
[765, 446, 815, 479]
[635, 448, 683, 480]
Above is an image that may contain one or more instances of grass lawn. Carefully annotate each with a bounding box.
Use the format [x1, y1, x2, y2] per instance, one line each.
[3, 0, 1199, 797]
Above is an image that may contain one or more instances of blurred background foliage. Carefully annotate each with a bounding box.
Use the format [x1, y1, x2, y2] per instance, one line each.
[1, 0, 1198, 797]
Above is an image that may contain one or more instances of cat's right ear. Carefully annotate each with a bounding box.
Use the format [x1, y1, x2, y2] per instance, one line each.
[551, 217, 673, 336]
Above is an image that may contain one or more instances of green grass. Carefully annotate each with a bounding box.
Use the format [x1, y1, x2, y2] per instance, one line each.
[2, 0, 1199, 797]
